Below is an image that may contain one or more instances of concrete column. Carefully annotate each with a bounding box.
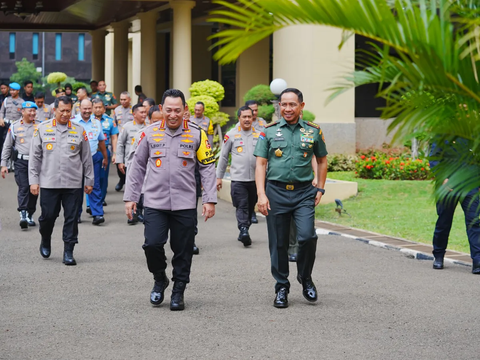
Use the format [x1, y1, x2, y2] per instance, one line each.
[138, 11, 158, 99]
[111, 20, 130, 97]
[170, 0, 195, 95]
[90, 29, 106, 81]
[273, 25, 355, 153]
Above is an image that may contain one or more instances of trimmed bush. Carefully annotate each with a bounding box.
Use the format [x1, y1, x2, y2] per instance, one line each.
[258, 104, 275, 122]
[186, 95, 219, 118]
[302, 110, 316, 122]
[356, 153, 432, 180]
[47, 72, 67, 85]
[210, 111, 230, 127]
[327, 154, 357, 172]
[243, 84, 276, 104]
[72, 82, 88, 92]
[189, 80, 225, 102]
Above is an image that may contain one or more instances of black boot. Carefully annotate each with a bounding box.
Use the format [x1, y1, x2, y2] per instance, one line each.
[193, 244, 199, 255]
[238, 226, 252, 247]
[19, 210, 28, 230]
[170, 281, 186, 311]
[63, 243, 77, 266]
[150, 272, 169, 306]
[39, 237, 51, 258]
[27, 213, 36, 226]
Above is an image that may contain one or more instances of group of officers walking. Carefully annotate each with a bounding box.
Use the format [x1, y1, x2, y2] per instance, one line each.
[1, 82, 330, 311]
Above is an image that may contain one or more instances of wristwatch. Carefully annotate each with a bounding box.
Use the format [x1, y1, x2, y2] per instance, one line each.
[317, 188, 325, 194]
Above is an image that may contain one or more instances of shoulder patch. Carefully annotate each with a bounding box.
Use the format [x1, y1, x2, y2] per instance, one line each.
[264, 121, 279, 129]
[305, 121, 320, 129]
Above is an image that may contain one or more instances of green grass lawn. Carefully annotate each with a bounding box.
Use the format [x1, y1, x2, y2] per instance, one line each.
[316, 172, 471, 254]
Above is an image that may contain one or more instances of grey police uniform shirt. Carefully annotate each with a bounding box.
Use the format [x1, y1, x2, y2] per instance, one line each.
[124, 120, 217, 211]
[116, 120, 146, 165]
[0, 119, 38, 166]
[216, 126, 259, 182]
[0, 97, 25, 122]
[29, 119, 94, 188]
[189, 115, 213, 144]
[114, 105, 133, 129]
[35, 105, 52, 123]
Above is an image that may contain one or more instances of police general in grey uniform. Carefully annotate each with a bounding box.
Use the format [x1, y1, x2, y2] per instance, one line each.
[29, 96, 94, 266]
[254, 88, 328, 308]
[124, 89, 216, 311]
[1, 101, 39, 230]
[217, 105, 259, 246]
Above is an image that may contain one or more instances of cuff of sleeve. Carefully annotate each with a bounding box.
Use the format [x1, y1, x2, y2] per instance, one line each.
[84, 179, 94, 187]
[202, 194, 217, 204]
[0, 161, 7, 167]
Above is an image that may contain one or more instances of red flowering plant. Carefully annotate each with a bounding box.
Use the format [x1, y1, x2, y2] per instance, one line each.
[356, 152, 432, 180]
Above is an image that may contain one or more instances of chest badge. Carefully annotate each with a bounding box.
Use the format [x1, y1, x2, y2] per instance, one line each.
[237, 146, 243, 153]
[155, 159, 162, 167]
[275, 148, 283, 157]
[71, 145, 76, 150]
[276, 130, 283, 137]
[46, 143, 53, 151]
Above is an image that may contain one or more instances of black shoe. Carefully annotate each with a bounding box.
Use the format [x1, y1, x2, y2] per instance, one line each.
[86, 206, 92, 215]
[433, 258, 444, 270]
[297, 275, 318, 302]
[472, 263, 480, 274]
[19, 210, 28, 230]
[127, 214, 139, 225]
[39, 238, 51, 258]
[288, 253, 297, 262]
[137, 212, 144, 223]
[274, 287, 289, 308]
[62, 243, 76, 266]
[150, 274, 170, 306]
[170, 282, 186, 311]
[251, 213, 258, 224]
[103, 201, 107, 206]
[27, 213, 36, 226]
[115, 182, 124, 192]
[238, 226, 252, 247]
[77, 217, 82, 223]
[193, 244, 199, 255]
[92, 216, 105, 225]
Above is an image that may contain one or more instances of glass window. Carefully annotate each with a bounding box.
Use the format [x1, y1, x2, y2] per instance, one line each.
[55, 33, 62, 60]
[78, 33, 85, 61]
[33, 33, 39, 60]
[9, 32, 15, 59]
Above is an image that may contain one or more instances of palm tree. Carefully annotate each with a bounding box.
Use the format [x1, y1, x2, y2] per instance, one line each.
[209, 0, 480, 201]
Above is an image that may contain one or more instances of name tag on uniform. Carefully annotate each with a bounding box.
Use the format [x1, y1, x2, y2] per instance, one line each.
[274, 137, 285, 141]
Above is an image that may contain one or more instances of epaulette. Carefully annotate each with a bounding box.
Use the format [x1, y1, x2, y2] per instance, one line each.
[264, 121, 279, 128]
[188, 121, 201, 130]
[305, 121, 320, 129]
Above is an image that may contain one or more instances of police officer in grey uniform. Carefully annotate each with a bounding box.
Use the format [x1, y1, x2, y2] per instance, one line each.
[34, 92, 52, 123]
[0, 82, 25, 161]
[217, 105, 259, 246]
[1, 101, 39, 229]
[254, 88, 328, 308]
[189, 101, 214, 145]
[245, 100, 267, 132]
[29, 96, 94, 266]
[124, 89, 217, 311]
[113, 92, 134, 191]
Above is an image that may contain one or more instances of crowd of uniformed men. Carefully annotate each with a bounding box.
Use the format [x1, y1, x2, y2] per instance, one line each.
[0, 81, 329, 311]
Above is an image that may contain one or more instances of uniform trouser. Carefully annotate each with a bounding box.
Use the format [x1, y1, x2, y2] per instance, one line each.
[432, 188, 480, 263]
[39, 188, 82, 244]
[80, 152, 104, 217]
[117, 164, 126, 186]
[288, 218, 299, 256]
[265, 182, 318, 292]
[100, 149, 111, 203]
[143, 207, 196, 283]
[230, 180, 257, 230]
[14, 158, 38, 213]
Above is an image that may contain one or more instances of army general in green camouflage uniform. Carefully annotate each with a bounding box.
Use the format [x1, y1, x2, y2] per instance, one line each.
[254, 88, 328, 309]
[92, 81, 118, 116]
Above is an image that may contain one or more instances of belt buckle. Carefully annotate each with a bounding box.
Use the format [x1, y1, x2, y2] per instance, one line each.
[286, 184, 294, 191]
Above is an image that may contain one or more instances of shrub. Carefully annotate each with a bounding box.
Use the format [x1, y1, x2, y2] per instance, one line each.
[258, 104, 275, 121]
[210, 111, 231, 127]
[302, 110, 316, 122]
[72, 82, 88, 92]
[243, 84, 276, 104]
[47, 72, 67, 85]
[186, 95, 219, 118]
[356, 153, 432, 180]
[327, 154, 357, 172]
[189, 80, 225, 102]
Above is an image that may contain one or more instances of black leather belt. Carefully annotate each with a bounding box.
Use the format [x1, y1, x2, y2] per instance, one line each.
[268, 180, 311, 191]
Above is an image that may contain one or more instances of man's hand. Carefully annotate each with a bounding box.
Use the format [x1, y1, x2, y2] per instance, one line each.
[312, 177, 318, 187]
[125, 201, 137, 220]
[118, 163, 125, 174]
[202, 203, 215, 221]
[216, 178, 222, 191]
[30, 184, 40, 196]
[84, 185, 93, 194]
[102, 158, 108, 169]
[112, 154, 116, 164]
[257, 193, 271, 216]
[315, 191, 323, 206]
[0, 119, 4, 127]
[1, 166, 8, 178]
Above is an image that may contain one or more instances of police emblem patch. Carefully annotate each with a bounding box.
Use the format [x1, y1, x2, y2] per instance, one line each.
[155, 159, 162, 167]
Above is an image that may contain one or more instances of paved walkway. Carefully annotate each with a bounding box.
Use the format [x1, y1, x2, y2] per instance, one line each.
[1, 170, 479, 359]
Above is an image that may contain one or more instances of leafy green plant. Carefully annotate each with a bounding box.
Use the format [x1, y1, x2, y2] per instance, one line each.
[72, 82, 88, 92]
[9, 58, 42, 93]
[302, 110, 316, 122]
[210, 111, 231, 127]
[356, 153, 431, 180]
[257, 104, 275, 122]
[243, 84, 276, 104]
[186, 95, 220, 118]
[189, 80, 225, 102]
[46, 72, 67, 86]
[327, 154, 357, 172]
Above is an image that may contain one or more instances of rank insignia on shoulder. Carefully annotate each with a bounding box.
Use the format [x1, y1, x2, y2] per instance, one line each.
[264, 121, 278, 128]
[223, 134, 229, 144]
[306, 121, 320, 129]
